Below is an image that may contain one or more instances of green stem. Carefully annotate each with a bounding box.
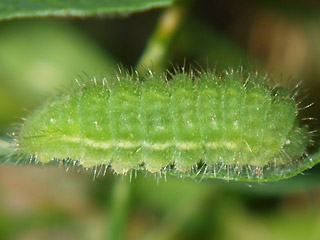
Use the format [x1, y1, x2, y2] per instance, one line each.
[136, 0, 192, 72]
[142, 188, 210, 240]
[106, 176, 131, 240]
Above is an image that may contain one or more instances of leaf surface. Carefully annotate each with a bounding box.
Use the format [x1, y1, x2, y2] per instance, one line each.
[0, 0, 173, 21]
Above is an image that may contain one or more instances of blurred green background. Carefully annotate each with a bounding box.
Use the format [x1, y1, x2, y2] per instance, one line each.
[1, 0, 320, 239]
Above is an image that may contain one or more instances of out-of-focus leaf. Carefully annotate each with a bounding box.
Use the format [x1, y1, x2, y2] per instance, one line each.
[172, 18, 256, 69]
[243, 0, 320, 20]
[0, 20, 116, 133]
[0, 0, 173, 21]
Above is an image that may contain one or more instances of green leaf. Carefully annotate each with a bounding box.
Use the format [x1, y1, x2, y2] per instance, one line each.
[0, 0, 173, 21]
[166, 151, 320, 183]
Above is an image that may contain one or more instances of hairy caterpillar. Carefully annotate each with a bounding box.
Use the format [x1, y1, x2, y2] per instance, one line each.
[9, 69, 316, 182]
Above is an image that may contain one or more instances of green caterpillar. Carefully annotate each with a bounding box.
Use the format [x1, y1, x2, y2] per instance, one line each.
[12, 69, 314, 181]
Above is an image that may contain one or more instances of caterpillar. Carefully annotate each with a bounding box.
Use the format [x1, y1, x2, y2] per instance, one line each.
[8, 68, 317, 182]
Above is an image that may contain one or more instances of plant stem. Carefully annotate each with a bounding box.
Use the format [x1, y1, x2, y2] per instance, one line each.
[136, 0, 192, 73]
[106, 176, 131, 240]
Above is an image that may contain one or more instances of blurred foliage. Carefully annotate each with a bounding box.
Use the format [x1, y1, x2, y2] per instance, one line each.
[0, 19, 116, 132]
[1, 0, 320, 239]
